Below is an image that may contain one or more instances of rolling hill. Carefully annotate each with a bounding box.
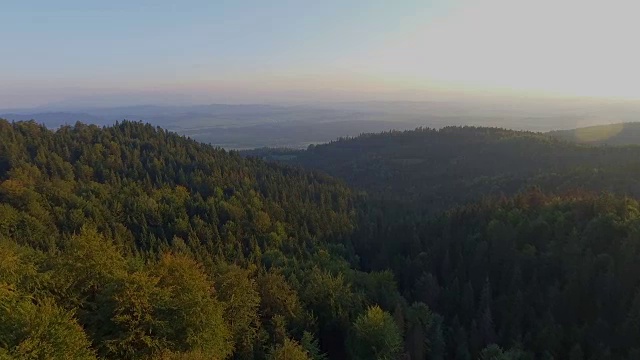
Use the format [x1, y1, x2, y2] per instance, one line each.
[549, 122, 640, 145]
[246, 126, 640, 208]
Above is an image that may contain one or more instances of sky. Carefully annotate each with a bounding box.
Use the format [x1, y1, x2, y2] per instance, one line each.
[1, 0, 639, 108]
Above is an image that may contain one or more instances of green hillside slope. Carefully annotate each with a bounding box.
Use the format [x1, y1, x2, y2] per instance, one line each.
[249, 126, 640, 208]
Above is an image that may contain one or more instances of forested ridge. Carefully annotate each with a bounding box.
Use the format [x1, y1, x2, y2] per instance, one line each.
[3, 120, 640, 359]
[247, 127, 640, 208]
[0, 120, 362, 359]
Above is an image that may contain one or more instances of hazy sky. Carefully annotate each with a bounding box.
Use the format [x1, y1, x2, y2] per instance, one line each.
[2, 0, 638, 108]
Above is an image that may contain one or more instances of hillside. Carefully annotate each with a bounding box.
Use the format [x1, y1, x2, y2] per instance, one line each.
[0, 120, 363, 359]
[0, 120, 355, 256]
[549, 122, 640, 145]
[4, 120, 640, 359]
[248, 126, 640, 208]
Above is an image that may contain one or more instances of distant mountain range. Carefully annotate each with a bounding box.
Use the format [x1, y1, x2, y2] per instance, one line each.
[2, 100, 640, 148]
[0, 112, 108, 128]
[0, 104, 432, 149]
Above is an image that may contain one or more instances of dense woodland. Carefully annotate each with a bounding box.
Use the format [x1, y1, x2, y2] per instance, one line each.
[3, 120, 640, 359]
[247, 127, 640, 208]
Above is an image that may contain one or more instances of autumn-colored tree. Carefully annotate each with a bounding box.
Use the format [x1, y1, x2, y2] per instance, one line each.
[268, 338, 311, 360]
[348, 305, 402, 360]
[152, 253, 233, 358]
[215, 264, 261, 358]
[0, 285, 95, 359]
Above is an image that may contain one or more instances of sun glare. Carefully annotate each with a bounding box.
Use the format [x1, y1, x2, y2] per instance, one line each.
[364, 0, 640, 99]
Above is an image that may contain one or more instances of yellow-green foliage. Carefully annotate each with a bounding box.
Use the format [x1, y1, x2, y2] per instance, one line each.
[0, 242, 95, 360]
[268, 338, 311, 360]
[348, 305, 402, 360]
[0, 229, 234, 360]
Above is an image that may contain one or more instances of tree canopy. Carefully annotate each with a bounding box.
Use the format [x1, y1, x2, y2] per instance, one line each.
[3, 119, 640, 359]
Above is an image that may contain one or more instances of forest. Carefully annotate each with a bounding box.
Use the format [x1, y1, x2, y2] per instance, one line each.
[247, 127, 640, 208]
[2, 120, 640, 359]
